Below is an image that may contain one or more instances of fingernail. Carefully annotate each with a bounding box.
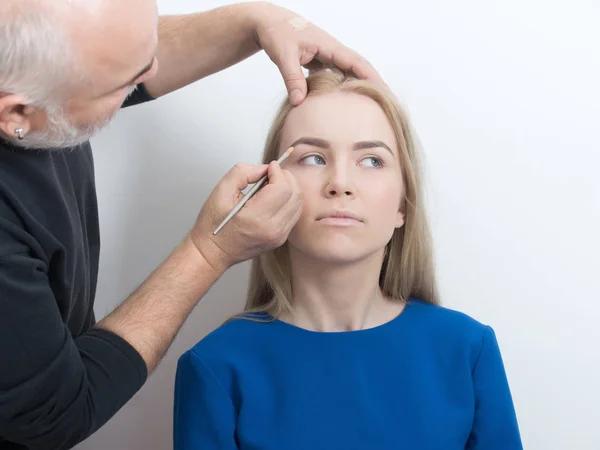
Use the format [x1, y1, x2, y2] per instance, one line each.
[290, 89, 303, 104]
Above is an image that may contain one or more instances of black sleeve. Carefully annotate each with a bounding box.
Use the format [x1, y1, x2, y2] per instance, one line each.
[0, 225, 147, 449]
[121, 83, 155, 109]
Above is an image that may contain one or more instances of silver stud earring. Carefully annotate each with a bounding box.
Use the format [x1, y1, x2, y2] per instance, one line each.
[15, 128, 24, 140]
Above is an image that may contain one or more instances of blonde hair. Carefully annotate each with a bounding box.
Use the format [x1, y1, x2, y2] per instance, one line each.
[242, 69, 439, 320]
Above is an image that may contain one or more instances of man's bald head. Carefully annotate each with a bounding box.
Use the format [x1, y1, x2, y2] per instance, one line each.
[0, 0, 158, 149]
[0, 0, 141, 104]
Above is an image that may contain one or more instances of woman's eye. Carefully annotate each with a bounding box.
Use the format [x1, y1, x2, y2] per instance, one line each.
[360, 156, 383, 168]
[301, 155, 325, 165]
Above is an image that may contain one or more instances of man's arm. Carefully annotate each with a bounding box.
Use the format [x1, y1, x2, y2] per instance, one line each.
[94, 236, 220, 373]
[145, 3, 260, 100]
[95, 161, 301, 374]
[144, 2, 383, 104]
[0, 162, 301, 449]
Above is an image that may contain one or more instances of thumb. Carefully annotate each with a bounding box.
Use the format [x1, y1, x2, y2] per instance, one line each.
[277, 50, 308, 106]
[266, 160, 283, 185]
[226, 163, 269, 192]
[251, 161, 283, 201]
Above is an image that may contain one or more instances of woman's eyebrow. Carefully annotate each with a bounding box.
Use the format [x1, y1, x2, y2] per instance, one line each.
[291, 137, 331, 149]
[290, 137, 394, 156]
[353, 140, 394, 156]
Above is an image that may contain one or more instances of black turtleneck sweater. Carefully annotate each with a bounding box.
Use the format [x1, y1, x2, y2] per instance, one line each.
[0, 85, 154, 449]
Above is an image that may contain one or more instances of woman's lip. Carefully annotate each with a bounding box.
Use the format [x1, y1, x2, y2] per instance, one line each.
[317, 211, 362, 221]
[317, 217, 362, 226]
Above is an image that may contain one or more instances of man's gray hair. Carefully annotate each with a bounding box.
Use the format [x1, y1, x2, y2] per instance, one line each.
[0, 3, 79, 107]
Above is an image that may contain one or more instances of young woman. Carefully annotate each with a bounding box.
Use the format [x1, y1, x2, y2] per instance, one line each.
[173, 69, 523, 449]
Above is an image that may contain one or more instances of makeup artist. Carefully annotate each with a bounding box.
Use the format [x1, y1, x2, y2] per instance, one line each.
[0, 1, 382, 449]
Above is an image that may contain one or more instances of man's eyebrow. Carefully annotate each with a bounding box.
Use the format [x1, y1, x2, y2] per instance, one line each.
[291, 137, 394, 156]
[120, 57, 154, 89]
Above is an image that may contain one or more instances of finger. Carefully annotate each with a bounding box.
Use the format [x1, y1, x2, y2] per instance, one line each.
[284, 194, 304, 230]
[317, 45, 384, 86]
[302, 58, 325, 75]
[250, 161, 286, 208]
[266, 160, 284, 185]
[272, 194, 303, 240]
[275, 48, 309, 106]
[272, 173, 303, 230]
[247, 162, 293, 216]
[272, 169, 302, 219]
[345, 53, 382, 84]
[276, 170, 303, 216]
[282, 166, 300, 194]
[224, 163, 269, 192]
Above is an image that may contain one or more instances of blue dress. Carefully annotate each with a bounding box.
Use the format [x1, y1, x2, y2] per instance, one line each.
[173, 298, 523, 449]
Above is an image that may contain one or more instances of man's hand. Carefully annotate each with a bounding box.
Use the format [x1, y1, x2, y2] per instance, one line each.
[190, 161, 303, 273]
[95, 160, 301, 374]
[147, 3, 383, 100]
[250, 2, 385, 105]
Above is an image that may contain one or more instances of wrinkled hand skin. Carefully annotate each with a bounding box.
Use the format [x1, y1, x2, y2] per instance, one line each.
[250, 2, 385, 105]
[190, 161, 303, 274]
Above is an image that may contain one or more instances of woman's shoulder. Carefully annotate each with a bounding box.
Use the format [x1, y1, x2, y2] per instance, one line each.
[183, 312, 276, 362]
[406, 297, 492, 342]
[175, 314, 279, 396]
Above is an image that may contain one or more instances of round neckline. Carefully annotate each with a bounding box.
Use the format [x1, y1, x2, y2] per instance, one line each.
[269, 298, 417, 336]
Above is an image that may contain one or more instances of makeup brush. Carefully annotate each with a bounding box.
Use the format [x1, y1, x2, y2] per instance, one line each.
[213, 146, 295, 235]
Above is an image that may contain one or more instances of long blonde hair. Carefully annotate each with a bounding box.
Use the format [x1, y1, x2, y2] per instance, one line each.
[243, 69, 439, 319]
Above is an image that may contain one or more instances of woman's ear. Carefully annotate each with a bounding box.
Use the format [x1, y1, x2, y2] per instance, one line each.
[395, 197, 405, 228]
[395, 210, 405, 228]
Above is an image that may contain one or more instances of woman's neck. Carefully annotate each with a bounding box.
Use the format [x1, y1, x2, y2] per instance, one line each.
[282, 249, 404, 332]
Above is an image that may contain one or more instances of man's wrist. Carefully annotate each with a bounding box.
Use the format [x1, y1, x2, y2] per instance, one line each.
[185, 233, 233, 278]
[240, 1, 274, 49]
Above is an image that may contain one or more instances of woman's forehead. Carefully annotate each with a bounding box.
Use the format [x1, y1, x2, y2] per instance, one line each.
[281, 92, 398, 154]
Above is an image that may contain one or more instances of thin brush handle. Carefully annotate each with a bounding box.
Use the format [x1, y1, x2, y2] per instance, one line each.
[212, 176, 267, 235]
[213, 147, 294, 235]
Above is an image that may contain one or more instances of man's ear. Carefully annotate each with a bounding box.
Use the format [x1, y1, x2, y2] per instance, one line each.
[0, 94, 35, 140]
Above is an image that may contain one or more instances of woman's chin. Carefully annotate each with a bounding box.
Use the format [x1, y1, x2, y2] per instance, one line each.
[297, 246, 379, 267]
[288, 233, 388, 267]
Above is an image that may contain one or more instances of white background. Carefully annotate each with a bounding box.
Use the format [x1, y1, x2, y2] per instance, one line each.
[77, 0, 600, 448]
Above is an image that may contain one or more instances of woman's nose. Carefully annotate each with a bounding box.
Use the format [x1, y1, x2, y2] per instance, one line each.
[324, 164, 354, 198]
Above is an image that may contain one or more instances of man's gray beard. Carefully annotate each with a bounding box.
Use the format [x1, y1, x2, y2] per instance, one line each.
[16, 106, 117, 150]
[16, 85, 137, 151]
